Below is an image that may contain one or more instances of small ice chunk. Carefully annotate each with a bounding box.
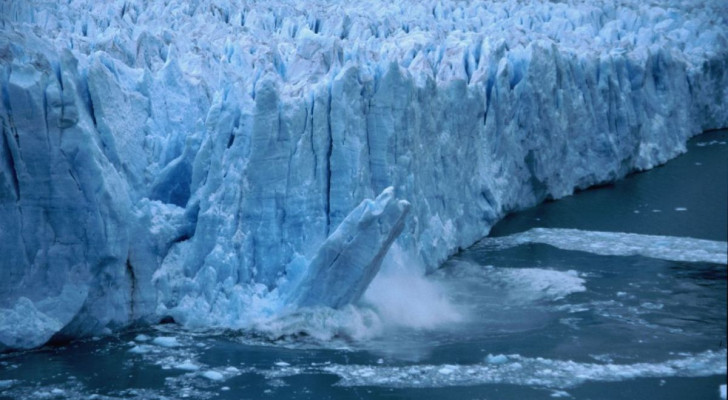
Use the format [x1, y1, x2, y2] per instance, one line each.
[551, 390, 570, 398]
[377, 358, 384, 364]
[135, 334, 151, 342]
[275, 361, 290, 367]
[153, 337, 180, 347]
[51, 389, 65, 395]
[202, 370, 224, 381]
[674, 207, 687, 212]
[720, 384, 726, 400]
[175, 360, 199, 371]
[651, 209, 661, 213]
[438, 365, 456, 374]
[128, 345, 151, 354]
[221, 386, 230, 391]
[486, 354, 509, 364]
[641, 302, 663, 310]
[224, 366, 240, 373]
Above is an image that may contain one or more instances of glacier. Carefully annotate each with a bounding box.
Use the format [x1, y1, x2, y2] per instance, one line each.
[0, 0, 726, 350]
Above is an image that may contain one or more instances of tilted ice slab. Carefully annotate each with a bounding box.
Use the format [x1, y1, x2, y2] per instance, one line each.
[476, 228, 728, 264]
[288, 187, 410, 309]
[1, 0, 727, 349]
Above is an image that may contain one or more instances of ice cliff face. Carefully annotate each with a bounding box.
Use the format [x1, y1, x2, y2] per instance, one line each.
[1, 0, 726, 350]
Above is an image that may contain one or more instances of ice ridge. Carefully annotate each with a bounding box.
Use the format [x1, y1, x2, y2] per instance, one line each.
[1, 0, 727, 349]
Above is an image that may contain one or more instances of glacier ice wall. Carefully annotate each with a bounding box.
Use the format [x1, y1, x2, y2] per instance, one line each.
[1, 0, 726, 349]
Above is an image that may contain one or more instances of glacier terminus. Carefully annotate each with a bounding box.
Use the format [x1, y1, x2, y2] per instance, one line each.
[0, 0, 727, 351]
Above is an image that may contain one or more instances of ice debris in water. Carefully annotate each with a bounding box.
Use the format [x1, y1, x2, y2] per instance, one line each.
[134, 334, 151, 342]
[438, 365, 457, 375]
[174, 360, 200, 371]
[0, 0, 727, 349]
[152, 337, 181, 348]
[201, 371, 225, 381]
[476, 228, 728, 264]
[0, 380, 15, 389]
[486, 354, 509, 364]
[128, 345, 153, 354]
[317, 350, 727, 388]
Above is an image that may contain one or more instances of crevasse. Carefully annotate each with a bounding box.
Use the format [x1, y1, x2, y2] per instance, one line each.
[0, 0, 726, 350]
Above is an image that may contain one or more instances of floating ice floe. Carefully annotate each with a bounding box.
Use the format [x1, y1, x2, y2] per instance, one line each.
[476, 228, 727, 264]
[152, 336, 181, 348]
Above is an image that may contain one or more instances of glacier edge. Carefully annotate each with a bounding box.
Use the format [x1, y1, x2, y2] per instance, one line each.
[0, 0, 727, 350]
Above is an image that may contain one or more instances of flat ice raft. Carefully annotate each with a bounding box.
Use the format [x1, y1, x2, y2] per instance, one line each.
[1, 0, 727, 349]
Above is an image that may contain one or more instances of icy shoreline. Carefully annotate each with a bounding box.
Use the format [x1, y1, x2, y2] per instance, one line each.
[1, 0, 727, 350]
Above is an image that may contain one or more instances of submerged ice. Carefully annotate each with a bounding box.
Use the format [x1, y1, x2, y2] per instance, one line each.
[1, 0, 727, 349]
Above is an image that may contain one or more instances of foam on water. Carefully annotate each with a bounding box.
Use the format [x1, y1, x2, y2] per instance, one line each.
[476, 228, 727, 264]
[435, 260, 587, 304]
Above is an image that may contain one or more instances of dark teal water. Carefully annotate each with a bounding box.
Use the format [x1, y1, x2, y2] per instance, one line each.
[1, 131, 726, 400]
